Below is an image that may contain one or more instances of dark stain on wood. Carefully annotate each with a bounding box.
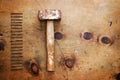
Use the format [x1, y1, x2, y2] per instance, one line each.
[24, 59, 40, 76]
[54, 32, 63, 40]
[83, 32, 93, 40]
[109, 21, 112, 27]
[114, 73, 120, 80]
[59, 54, 76, 70]
[0, 42, 4, 51]
[101, 36, 112, 44]
[30, 63, 39, 76]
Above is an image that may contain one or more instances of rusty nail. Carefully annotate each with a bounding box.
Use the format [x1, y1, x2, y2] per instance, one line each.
[30, 63, 39, 75]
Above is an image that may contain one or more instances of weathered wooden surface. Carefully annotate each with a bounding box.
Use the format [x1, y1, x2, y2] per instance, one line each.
[0, 0, 120, 80]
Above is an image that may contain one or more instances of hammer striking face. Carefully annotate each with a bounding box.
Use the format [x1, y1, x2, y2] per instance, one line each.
[38, 9, 61, 71]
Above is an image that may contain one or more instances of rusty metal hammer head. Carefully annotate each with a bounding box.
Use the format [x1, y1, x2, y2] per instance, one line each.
[38, 9, 61, 20]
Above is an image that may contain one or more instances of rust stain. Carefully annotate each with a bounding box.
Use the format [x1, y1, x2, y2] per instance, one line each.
[30, 63, 39, 76]
[24, 58, 41, 76]
[59, 54, 76, 70]
[38, 9, 61, 20]
[0, 37, 5, 51]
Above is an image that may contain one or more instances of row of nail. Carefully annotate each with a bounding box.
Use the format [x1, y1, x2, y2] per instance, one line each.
[54, 32, 114, 45]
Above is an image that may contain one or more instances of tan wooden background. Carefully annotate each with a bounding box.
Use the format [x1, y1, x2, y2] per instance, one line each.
[0, 0, 120, 80]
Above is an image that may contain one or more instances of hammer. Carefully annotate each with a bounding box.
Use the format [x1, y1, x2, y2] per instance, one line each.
[38, 9, 61, 71]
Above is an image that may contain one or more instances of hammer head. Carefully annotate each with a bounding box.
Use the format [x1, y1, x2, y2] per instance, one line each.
[39, 9, 61, 20]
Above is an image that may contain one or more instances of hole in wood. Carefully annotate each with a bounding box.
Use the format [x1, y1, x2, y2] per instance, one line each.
[83, 32, 93, 40]
[54, 32, 63, 40]
[101, 36, 111, 44]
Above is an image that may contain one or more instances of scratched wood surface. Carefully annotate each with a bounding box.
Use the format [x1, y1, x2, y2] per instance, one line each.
[0, 0, 120, 80]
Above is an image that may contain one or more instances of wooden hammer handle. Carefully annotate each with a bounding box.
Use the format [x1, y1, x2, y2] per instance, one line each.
[46, 21, 55, 71]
